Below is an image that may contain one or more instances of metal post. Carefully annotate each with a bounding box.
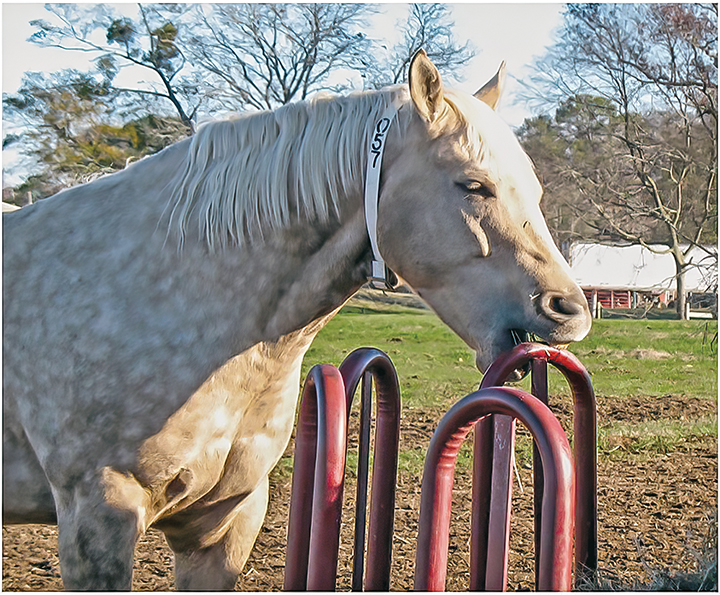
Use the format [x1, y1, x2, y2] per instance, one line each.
[351, 371, 373, 591]
[476, 343, 597, 589]
[285, 365, 348, 591]
[415, 387, 575, 591]
[531, 358, 548, 587]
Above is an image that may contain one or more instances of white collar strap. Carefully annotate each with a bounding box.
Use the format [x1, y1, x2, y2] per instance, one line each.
[364, 97, 402, 290]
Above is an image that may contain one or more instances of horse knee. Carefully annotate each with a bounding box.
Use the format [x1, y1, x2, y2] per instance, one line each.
[169, 478, 270, 591]
[55, 495, 140, 590]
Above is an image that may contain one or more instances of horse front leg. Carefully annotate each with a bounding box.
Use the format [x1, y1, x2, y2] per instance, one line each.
[53, 483, 141, 590]
[165, 475, 270, 591]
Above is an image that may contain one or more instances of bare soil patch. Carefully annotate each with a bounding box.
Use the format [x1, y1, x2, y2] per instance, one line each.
[3, 395, 716, 591]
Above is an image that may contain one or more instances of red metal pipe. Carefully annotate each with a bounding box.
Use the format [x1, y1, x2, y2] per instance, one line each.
[469, 415, 494, 590]
[415, 387, 575, 592]
[474, 343, 597, 588]
[284, 365, 348, 591]
[285, 345, 593, 591]
[350, 371, 372, 591]
[339, 348, 401, 591]
[484, 414, 515, 591]
[531, 358, 549, 587]
[284, 349, 401, 592]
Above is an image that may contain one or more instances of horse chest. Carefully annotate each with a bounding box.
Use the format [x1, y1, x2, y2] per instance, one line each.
[135, 329, 321, 518]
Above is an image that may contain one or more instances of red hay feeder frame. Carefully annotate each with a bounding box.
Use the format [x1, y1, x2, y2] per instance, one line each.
[284, 344, 597, 591]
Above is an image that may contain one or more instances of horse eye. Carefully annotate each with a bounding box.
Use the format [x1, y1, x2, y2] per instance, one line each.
[457, 180, 495, 198]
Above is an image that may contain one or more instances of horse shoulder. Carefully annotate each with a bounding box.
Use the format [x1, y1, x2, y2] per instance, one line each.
[135, 315, 335, 521]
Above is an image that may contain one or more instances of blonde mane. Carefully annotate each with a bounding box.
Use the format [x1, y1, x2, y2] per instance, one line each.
[165, 84, 529, 250]
[167, 88, 409, 249]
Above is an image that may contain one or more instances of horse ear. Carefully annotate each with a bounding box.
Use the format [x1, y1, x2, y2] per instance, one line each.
[474, 61, 507, 110]
[408, 49, 444, 123]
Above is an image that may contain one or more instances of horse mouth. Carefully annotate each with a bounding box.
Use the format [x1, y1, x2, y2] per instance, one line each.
[510, 328, 570, 350]
[510, 328, 529, 348]
[507, 329, 531, 381]
[505, 328, 573, 381]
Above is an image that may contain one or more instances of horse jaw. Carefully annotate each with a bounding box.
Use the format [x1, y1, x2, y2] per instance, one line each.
[412, 278, 591, 375]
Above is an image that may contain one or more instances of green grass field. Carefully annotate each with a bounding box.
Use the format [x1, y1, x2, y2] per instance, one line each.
[572, 318, 718, 399]
[303, 303, 717, 405]
[301, 301, 717, 461]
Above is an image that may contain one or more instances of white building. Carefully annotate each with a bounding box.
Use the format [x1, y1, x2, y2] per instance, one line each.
[568, 243, 717, 313]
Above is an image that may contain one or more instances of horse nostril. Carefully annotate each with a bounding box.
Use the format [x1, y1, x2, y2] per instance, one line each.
[541, 291, 588, 320]
[551, 296, 581, 316]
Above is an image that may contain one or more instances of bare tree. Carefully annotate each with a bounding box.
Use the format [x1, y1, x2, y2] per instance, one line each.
[525, 3, 717, 319]
[8, 2, 478, 197]
[376, 4, 475, 87]
[185, 4, 376, 111]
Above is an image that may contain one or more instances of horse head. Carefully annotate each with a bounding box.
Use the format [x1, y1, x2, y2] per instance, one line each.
[378, 50, 592, 374]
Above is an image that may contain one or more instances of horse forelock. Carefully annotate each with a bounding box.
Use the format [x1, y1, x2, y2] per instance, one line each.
[167, 88, 409, 250]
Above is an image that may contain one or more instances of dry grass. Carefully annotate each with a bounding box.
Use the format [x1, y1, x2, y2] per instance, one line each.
[579, 512, 718, 591]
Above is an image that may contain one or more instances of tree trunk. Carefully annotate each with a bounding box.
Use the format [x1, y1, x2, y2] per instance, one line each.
[674, 255, 688, 320]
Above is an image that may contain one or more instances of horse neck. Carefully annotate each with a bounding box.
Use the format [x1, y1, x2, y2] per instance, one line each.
[250, 100, 413, 338]
[154, 157, 373, 349]
[153, 93, 414, 342]
[253, 205, 371, 340]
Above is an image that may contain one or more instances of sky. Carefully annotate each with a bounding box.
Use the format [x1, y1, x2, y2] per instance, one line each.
[2, 2, 565, 184]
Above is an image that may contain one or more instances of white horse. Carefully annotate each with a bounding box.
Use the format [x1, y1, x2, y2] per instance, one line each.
[3, 51, 591, 590]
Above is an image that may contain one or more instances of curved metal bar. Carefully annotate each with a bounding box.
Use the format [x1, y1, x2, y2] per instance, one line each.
[414, 387, 575, 592]
[339, 348, 401, 591]
[284, 364, 348, 591]
[473, 343, 597, 588]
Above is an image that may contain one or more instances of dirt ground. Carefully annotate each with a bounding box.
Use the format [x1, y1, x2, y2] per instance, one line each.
[3, 392, 717, 591]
